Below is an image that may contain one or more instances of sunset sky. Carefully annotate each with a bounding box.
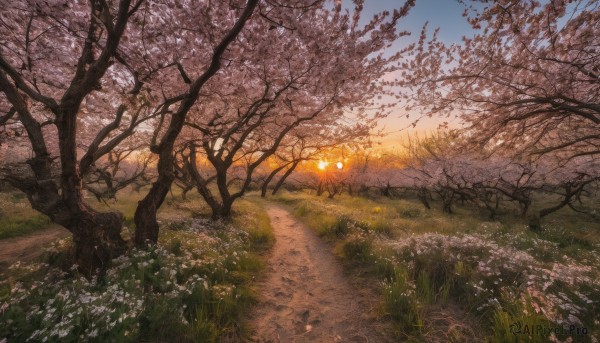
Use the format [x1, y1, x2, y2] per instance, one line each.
[360, 0, 475, 149]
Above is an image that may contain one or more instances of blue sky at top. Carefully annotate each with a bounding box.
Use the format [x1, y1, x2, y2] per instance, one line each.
[364, 0, 473, 44]
[356, 0, 476, 148]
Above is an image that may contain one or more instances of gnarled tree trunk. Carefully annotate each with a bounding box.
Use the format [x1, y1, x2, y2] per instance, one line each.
[69, 210, 126, 274]
[10, 171, 126, 275]
[133, 0, 258, 244]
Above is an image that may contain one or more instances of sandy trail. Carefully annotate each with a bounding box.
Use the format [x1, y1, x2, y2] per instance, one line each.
[0, 225, 69, 273]
[249, 205, 392, 343]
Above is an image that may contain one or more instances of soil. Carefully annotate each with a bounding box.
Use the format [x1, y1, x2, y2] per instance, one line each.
[248, 205, 394, 343]
[0, 225, 69, 274]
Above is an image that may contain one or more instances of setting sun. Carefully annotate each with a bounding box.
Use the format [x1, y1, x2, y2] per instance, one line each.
[317, 161, 329, 170]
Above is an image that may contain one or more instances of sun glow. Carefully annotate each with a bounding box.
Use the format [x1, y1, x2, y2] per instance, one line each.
[317, 161, 329, 170]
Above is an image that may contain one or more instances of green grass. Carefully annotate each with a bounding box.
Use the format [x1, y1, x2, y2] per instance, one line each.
[0, 192, 52, 239]
[0, 215, 52, 239]
[383, 266, 423, 338]
[490, 296, 554, 343]
[3, 185, 598, 342]
[231, 196, 275, 251]
[272, 189, 600, 342]
[0, 188, 275, 343]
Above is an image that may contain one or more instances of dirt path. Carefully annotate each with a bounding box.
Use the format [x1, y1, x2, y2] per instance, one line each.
[249, 205, 393, 343]
[0, 225, 69, 273]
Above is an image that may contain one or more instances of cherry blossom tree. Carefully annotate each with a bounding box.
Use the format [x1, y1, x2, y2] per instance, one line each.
[398, 137, 599, 224]
[529, 156, 600, 229]
[0, 0, 260, 272]
[405, 0, 599, 162]
[83, 144, 155, 201]
[177, 0, 415, 218]
[0, 0, 146, 273]
[0, 0, 421, 271]
[130, 0, 260, 244]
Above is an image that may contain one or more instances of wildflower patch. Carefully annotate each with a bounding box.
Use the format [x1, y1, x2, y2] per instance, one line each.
[0, 218, 259, 342]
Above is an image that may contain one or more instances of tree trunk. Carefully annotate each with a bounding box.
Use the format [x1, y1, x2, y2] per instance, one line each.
[210, 201, 233, 220]
[527, 215, 541, 232]
[133, 128, 175, 246]
[520, 199, 531, 217]
[181, 185, 192, 200]
[11, 176, 127, 275]
[260, 187, 267, 197]
[537, 185, 581, 219]
[272, 161, 299, 195]
[417, 188, 431, 210]
[260, 180, 270, 197]
[316, 181, 324, 196]
[56, 107, 127, 273]
[381, 182, 392, 198]
[261, 164, 288, 197]
[442, 202, 453, 214]
[439, 189, 454, 214]
[133, 0, 258, 245]
[70, 210, 127, 275]
[134, 177, 170, 246]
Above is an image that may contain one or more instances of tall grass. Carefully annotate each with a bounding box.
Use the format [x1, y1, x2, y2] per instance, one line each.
[0, 216, 52, 239]
[0, 192, 52, 239]
[231, 196, 275, 251]
[273, 190, 600, 342]
[0, 190, 275, 342]
[383, 266, 423, 338]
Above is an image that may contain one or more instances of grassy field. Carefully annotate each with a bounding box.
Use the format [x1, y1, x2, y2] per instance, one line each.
[0, 191, 273, 343]
[0, 192, 52, 239]
[272, 190, 600, 342]
[0, 187, 149, 240]
[1, 186, 598, 342]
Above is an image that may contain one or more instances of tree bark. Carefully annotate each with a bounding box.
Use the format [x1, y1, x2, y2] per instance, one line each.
[261, 164, 288, 197]
[70, 210, 127, 275]
[438, 188, 454, 214]
[528, 181, 594, 231]
[316, 181, 324, 196]
[417, 188, 431, 210]
[209, 200, 234, 220]
[133, 0, 258, 245]
[272, 161, 299, 195]
[134, 178, 170, 245]
[7, 175, 127, 274]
